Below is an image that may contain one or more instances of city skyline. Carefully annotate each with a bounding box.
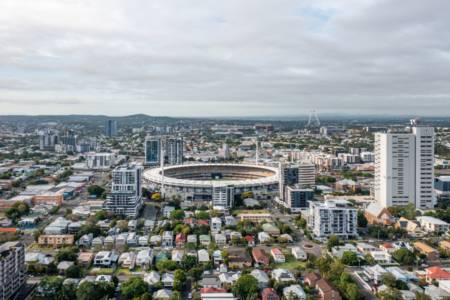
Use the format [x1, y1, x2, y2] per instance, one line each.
[1, 0, 449, 117]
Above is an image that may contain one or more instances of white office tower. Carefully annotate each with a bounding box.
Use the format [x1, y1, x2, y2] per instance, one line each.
[166, 137, 183, 165]
[374, 122, 434, 209]
[145, 137, 162, 166]
[309, 200, 358, 240]
[103, 164, 143, 218]
[0, 242, 26, 300]
[298, 163, 315, 188]
[87, 153, 116, 170]
[213, 184, 234, 207]
[166, 127, 174, 134]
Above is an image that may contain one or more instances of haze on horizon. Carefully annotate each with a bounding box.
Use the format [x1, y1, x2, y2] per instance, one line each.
[0, 0, 449, 117]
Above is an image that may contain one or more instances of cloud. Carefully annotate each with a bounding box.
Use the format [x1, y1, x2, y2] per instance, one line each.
[0, 0, 449, 116]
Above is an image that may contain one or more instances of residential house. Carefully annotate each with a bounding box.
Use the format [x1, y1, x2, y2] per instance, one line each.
[211, 217, 222, 230]
[371, 251, 392, 264]
[136, 249, 153, 266]
[200, 287, 228, 294]
[144, 271, 160, 289]
[292, 247, 307, 261]
[67, 221, 84, 234]
[121, 252, 136, 268]
[78, 233, 94, 247]
[245, 236, 255, 246]
[200, 277, 222, 289]
[108, 227, 120, 236]
[128, 220, 138, 230]
[331, 244, 363, 260]
[213, 250, 222, 265]
[225, 216, 237, 226]
[258, 232, 270, 243]
[115, 234, 127, 245]
[94, 251, 119, 267]
[150, 235, 162, 245]
[175, 233, 186, 246]
[272, 269, 295, 283]
[139, 235, 149, 246]
[98, 220, 111, 231]
[385, 266, 418, 283]
[283, 285, 306, 300]
[200, 235, 211, 246]
[162, 231, 173, 247]
[363, 265, 388, 284]
[261, 288, 279, 300]
[214, 234, 227, 246]
[0, 217, 12, 227]
[413, 242, 440, 260]
[219, 263, 227, 273]
[253, 249, 270, 266]
[57, 261, 74, 275]
[393, 241, 414, 252]
[251, 269, 269, 288]
[425, 285, 450, 300]
[38, 235, 74, 247]
[271, 248, 285, 263]
[172, 250, 183, 263]
[187, 235, 197, 245]
[184, 218, 195, 228]
[262, 224, 280, 236]
[364, 203, 394, 226]
[144, 220, 154, 231]
[439, 241, 450, 253]
[230, 232, 242, 239]
[279, 234, 293, 243]
[395, 217, 426, 237]
[356, 243, 378, 254]
[198, 220, 209, 226]
[163, 206, 175, 218]
[416, 216, 450, 233]
[92, 236, 105, 247]
[379, 243, 396, 254]
[218, 273, 241, 285]
[304, 272, 323, 289]
[316, 279, 342, 300]
[77, 253, 94, 267]
[228, 251, 252, 268]
[156, 251, 169, 263]
[198, 249, 210, 264]
[104, 236, 116, 244]
[95, 275, 112, 284]
[162, 273, 175, 287]
[425, 267, 450, 284]
[126, 233, 138, 246]
[153, 289, 173, 299]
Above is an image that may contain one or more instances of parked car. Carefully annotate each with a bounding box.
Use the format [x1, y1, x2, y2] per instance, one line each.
[229, 271, 235, 274]
[55, 249, 60, 253]
[188, 294, 192, 299]
[33, 250, 40, 252]
[363, 277, 369, 282]
[81, 249, 87, 252]
[204, 271, 210, 275]
[421, 264, 428, 267]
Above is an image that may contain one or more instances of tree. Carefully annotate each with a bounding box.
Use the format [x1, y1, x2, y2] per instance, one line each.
[231, 275, 259, 300]
[151, 193, 163, 202]
[404, 203, 418, 220]
[381, 273, 397, 287]
[120, 277, 149, 299]
[93, 245, 103, 252]
[87, 185, 105, 196]
[393, 248, 415, 264]
[189, 268, 204, 282]
[327, 235, 339, 251]
[241, 191, 254, 200]
[182, 254, 197, 270]
[314, 257, 330, 275]
[195, 212, 210, 220]
[152, 281, 165, 292]
[379, 287, 403, 300]
[55, 281, 77, 300]
[299, 218, 307, 229]
[66, 265, 83, 278]
[118, 220, 128, 232]
[346, 283, 363, 300]
[341, 251, 358, 266]
[76, 282, 100, 300]
[185, 242, 196, 251]
[141, 293, 152, 300]
[174, 269, 187, 282]
[267, 237, 275, 244]
[27, 264, 36, 274]
[364, 253, 375, 265]
[39, 276, 64, 294]
[169, 210, 186, 220]
[173, 280, 182, 292]
[157, 260, 179, 271]
[357, 210, 368, 227]
[47, 261, 57, 274]
[282, 225, 292, 234]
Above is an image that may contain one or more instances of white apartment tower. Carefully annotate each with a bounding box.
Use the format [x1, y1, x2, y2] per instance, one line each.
[374, 121, 434, 209]
[212, 184, 234, 207]
[165, 137, 183, 165]
[298, 163, 315, 188]
[103, 164, 143, 218]
[0, 242, 26, 300]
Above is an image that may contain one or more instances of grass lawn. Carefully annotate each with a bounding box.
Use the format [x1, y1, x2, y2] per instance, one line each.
[115, 268, 132, 275]
[29, 244, 60, 251]
[92, 268, 115, 275]
[275, 252, 306, 269]
[0, 212, 5, 218]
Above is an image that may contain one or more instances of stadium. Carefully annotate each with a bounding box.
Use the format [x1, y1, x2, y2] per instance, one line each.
[143, 163, 279, 206]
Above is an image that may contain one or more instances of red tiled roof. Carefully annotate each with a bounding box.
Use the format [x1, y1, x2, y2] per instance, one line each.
[271, 248, 284, 256]
[426, 267, 450, 279]
[260, 288, 279, 300]
[184, 218, 194, 224]
[175, 233, 186, 242]
[0, 228, 17, 232]
[200, 287, 227, 294]
[245, 236, 254, 242]
[381, 243, 394, 248]
[253, 249, 269, 259]
[198, 220, 208, 226]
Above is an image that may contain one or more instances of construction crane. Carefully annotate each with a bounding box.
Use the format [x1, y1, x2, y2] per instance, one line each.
[307, 110, 321, 127]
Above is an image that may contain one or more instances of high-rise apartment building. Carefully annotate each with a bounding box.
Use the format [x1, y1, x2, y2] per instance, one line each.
[279, 163, 299, 197]
[165, 137, 183, 165]
[145, 137, 162, 166]
[39, 135, 58, 151]
[213, 184, 234, 207]
[298, 163, 315, 187]
[87, 153, 116, 169]
[166, 127, 174, 134]
[105, 120, 118, 136]
[61, 130, 78, 147]
[0, 241, 26, 300]
[218, 144, 231, 159]
[103, 164, 143, 218]
[374, 123, 434, 208]
[309, 200, 358, 240]
[283, 185, 314, 212]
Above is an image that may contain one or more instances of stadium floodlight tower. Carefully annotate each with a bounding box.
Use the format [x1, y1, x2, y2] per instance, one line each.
[255, 137, 259, 166]
[307, 110, 321, 127]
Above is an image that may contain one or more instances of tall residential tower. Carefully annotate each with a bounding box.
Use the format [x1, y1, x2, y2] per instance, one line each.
[145, 137, 162, 166]
[105, 120, 118, 136]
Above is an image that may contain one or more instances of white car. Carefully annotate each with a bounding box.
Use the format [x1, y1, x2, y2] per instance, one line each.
[188, 294, 192, 299]
[34, 250, 40, 252]
[421, 264, 428, 267]
[55, 249, 60, 252]
[363, 277, 369, 282]
[237, 271, 241, 274]
[204, 271, 210, 275]
[223, 246, 229, 249]
[229, 271, 235, 274]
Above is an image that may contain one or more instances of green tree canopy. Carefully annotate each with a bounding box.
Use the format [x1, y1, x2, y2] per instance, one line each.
[120, 277, 148, 299]
[169, 209, 186, 220]
[87, 185, 105, 196]
[231, 275, 259, 300]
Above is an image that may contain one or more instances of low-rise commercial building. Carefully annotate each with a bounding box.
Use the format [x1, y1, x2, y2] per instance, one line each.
[38, 235, 74, 247]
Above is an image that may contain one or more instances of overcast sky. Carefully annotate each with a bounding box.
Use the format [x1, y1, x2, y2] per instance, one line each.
[1, 0, 449, 117]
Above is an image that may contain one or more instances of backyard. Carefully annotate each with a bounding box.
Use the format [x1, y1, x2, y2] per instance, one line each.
[274, 252, 307, 269]
[234, 209, 270, 215]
